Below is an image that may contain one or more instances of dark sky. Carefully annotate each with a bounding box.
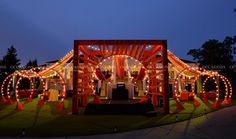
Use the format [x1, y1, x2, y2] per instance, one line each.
[0, 0, 235, 65]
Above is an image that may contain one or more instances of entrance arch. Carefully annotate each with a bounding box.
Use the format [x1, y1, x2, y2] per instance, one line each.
[72, 40, 169, 114]
[202, 74, 233, 105]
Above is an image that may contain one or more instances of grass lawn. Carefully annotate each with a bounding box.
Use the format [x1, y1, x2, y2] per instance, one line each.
[0, 97, 235, 137]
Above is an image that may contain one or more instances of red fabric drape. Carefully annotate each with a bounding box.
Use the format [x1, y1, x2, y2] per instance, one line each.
[115, 57, 125, 80]
[137, 68, 146, 80]
[95, 68, 105, 80]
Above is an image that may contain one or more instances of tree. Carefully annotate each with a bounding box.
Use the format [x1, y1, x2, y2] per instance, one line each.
[188, 37, 235, 72]
[1, 46, 21, 73]
[24, 59, 38, 70]
[0, 46, 21, 85]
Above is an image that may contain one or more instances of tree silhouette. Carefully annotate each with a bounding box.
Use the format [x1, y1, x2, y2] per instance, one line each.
[1, 46, 21, 73]
[24, 59, 38, 70]
[0, 46, 21, 84]
[188, 37, 235, 71]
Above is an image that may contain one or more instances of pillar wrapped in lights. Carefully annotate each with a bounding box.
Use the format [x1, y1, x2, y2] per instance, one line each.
[0, 74, 14, 103]
[15, 77, 24, 110]
[202, 75, 220, 108]
[6, 76, 14, 105]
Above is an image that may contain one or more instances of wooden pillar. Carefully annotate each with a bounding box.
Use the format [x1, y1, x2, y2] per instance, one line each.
[162, 41, 169, 114]
[72, 41, 79, 114]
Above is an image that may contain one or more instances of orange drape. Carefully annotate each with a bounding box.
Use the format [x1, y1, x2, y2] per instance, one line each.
[137, 67, 146, 80]
[115, 57, 125, 80]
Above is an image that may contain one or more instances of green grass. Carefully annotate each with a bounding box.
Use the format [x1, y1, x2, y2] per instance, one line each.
[0, 97, 235, 137]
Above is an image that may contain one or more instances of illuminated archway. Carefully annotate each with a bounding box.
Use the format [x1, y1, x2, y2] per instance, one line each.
[14, 76, 34, 102]
[173, 67, 199, 99]
[219, 75, 233, 104]
[202, 75, 220, 101]
[27, 67, 67, 103]
[0, 73, 15, 103]
[48, 68, 66, 102]
[202, 73, 232, 108]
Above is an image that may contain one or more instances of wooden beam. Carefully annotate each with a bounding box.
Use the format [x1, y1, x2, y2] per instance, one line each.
[75, 40, 166, 45]
[119, 46, 125, 55]
[130, 45, 136, 57]
[111, 45, 116, 55]
[134, 45, 142, 59]
[98, 45, 104, 59]
[79, 57, 98, 65]
[103, 45, 106, 56]
[123, 46, 128, 55]
[151, 57, 162, 63]
[141, 45, 161, 61]
[150, 45, 162, 53]
[79, 46, 99, 63]
[124, 45, 130, 55]
[127, 45, 131, 55]
[116, 46, 122, 55]
[106, 45, 110, 51]
[143, 47, 162, 63]
[106, 45, 112, 57]
[138, 45, 147, 60]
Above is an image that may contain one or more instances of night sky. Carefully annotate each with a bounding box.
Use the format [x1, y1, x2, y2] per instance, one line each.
[0, 0, 235, 65]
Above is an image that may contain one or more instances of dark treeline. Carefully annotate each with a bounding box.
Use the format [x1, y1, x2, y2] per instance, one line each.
[0, 45, 38, 85]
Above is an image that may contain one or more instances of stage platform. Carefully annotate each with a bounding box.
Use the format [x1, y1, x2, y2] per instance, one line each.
[84, 100, 155, 115]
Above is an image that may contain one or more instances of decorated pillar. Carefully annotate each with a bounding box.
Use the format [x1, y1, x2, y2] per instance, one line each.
[72, 42, 79, 114]
[162, 42, 169, 114]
